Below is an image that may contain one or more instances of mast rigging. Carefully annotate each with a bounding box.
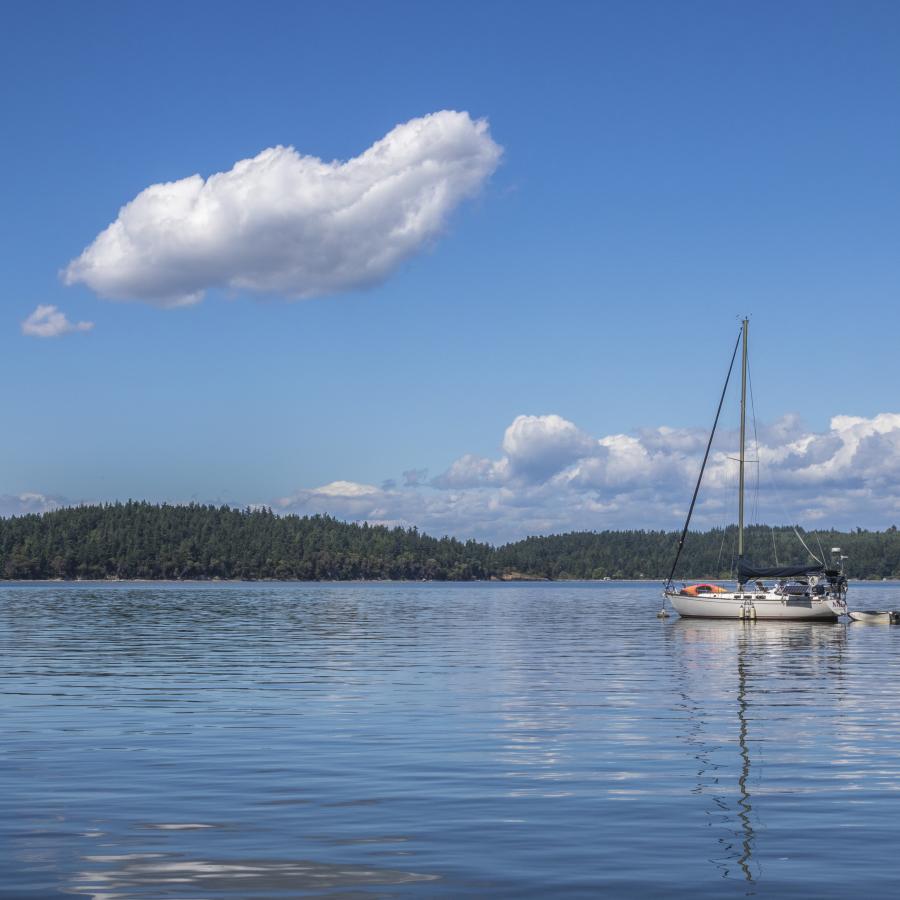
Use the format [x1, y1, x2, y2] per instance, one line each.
[663, 326, 742, 590]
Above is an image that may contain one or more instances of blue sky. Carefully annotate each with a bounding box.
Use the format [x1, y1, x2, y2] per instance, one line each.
[2, 1, 900, 539]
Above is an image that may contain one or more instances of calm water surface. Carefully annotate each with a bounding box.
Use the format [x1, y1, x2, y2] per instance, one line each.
[2, 581, 899, 898]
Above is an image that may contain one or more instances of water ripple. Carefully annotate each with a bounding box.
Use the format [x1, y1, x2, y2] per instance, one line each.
[1, 581, 899, 897]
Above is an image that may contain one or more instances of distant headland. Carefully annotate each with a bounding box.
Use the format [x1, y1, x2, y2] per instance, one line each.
[0, 502, 897, 582]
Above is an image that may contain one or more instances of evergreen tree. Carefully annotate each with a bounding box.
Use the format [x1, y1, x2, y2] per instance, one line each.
[0, 504, 896, 581]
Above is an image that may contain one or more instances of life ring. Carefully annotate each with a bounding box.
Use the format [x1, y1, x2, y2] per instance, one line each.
[808, 575, 819, 587]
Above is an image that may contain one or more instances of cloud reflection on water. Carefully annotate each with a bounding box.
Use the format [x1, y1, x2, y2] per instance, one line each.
[73, 852, 438, 899]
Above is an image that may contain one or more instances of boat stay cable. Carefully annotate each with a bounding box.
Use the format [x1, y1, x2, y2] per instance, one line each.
[748, 358, 761, 530]
[747, 359, 766, 562]
[664, 328, 742, 593]
[715, 521, 729, 574]
[747, 359, 822, 566]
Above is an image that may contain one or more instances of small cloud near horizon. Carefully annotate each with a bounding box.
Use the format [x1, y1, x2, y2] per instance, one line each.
[16, 412, 900, 542]
[0, 492, 66, 517]
[22, 304, 94, 338]
[273, 411, 900, 542]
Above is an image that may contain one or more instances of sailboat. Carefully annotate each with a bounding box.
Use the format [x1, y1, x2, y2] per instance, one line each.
[663, 318, 849, 620]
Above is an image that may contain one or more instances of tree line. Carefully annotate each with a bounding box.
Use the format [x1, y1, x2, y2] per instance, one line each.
[493, 525, 900, 580]
[0, 502, 897, 581]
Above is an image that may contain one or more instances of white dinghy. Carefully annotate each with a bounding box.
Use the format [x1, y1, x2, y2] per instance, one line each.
[661, 319, 849, 621]
[848, 609, 898, 624]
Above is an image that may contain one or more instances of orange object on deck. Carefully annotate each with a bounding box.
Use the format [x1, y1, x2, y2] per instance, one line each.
[680, 583, 729, 597]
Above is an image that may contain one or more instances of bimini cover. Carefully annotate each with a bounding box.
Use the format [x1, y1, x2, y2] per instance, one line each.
[737, 562, 825, 581]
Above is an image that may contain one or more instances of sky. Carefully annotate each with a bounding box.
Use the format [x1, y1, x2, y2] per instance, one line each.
[2, 0, 900, 541]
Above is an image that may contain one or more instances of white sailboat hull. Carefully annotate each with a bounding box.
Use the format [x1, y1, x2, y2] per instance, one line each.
[668, 591, 844, 621]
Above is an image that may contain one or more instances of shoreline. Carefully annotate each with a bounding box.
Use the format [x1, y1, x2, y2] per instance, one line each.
[2, 576, 642, 585]
[3, 577, 896, 585]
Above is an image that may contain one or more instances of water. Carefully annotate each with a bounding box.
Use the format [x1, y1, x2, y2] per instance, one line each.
[1, 581, 899, 898]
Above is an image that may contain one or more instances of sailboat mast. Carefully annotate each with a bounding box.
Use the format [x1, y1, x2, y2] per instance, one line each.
[738, 317, 748, 572]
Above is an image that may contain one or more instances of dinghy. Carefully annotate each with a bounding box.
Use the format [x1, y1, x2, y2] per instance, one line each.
[848, 609, 898, 624]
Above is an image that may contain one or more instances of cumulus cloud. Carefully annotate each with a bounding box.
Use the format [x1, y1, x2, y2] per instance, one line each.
[431, 453, 509, 489]
[274, 412, 900, 542]
[0, 492, 65, 517]
[63, 110, 502, 307]
[21, 304, 94, 338]
[502, 414, 597, 479]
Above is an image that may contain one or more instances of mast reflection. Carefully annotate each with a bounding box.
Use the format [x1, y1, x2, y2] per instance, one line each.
[668, 619, 846, 884]
[735, 648, 752, 881]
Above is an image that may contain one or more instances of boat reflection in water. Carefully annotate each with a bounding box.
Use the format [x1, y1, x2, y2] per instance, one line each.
[666, 618, 847, 884]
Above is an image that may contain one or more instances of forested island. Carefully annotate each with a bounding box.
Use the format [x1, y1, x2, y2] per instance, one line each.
[0, 501, 898, 581]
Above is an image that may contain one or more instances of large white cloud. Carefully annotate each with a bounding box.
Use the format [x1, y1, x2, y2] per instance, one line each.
[275, 412, 900, 542]
[63, 111, 502, 307]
